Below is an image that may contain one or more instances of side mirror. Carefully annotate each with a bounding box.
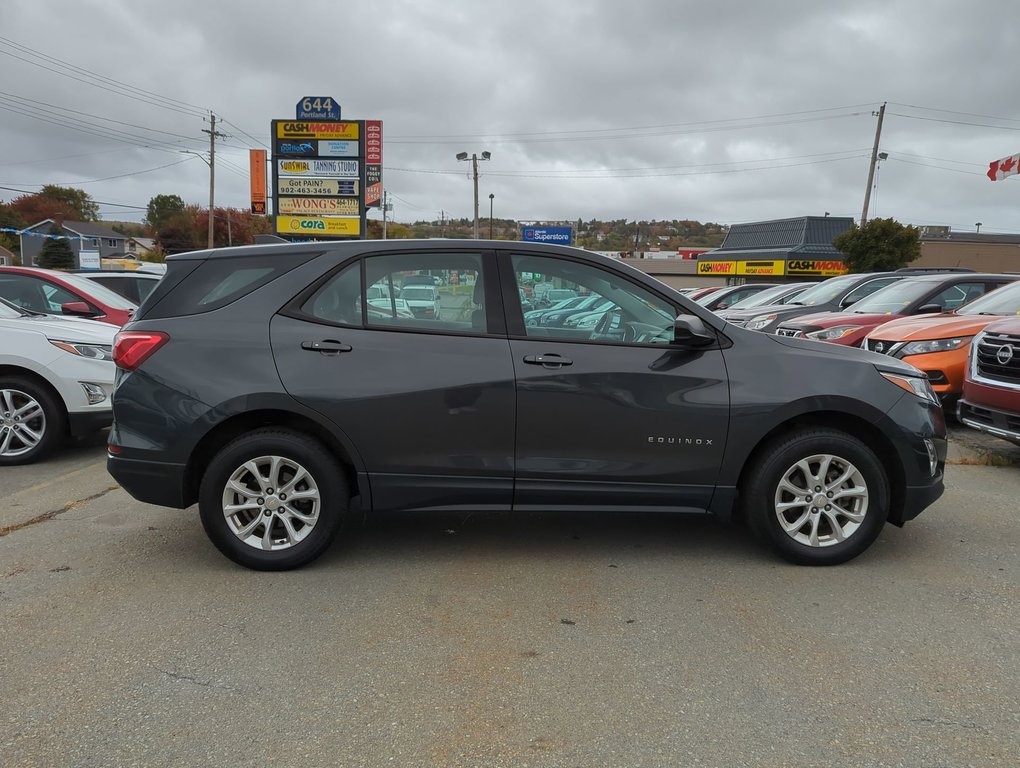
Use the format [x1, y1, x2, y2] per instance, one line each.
[917, 303, 943, 314]
[673, 315, 716, 347]
[60, 301, 95, 317]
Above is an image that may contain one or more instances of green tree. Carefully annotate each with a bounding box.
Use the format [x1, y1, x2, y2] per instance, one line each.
[145, 194, 186, 232]
[833, 218, 921, 272]
[38, 185, 99, 221]
[36, 228, 75, 270]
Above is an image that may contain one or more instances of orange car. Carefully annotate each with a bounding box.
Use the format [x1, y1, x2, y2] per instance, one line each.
[863, 281, 1020, 404]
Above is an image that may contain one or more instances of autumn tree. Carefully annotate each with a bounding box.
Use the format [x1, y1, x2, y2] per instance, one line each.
[155, 209, 200, 255]
[145, 194, 186, 232]
[833, 218, 921, 273]
[36, 228, 75, 270]
[10, 185, 99, 224]
[0, 203, 25, 261]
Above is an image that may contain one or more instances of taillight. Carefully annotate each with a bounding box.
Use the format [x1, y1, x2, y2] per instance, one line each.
[113, 331, 169, 371]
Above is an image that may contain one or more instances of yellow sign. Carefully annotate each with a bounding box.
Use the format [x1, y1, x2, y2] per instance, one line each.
[736, 259, 786, 276]
[276, 215, 361, 237]
[276, 121, 359, 140]
[277, 178, 358, 196]
[697, 260, 736, 275]
[787, 259, 848, 277]
[278, 197, 359, 215]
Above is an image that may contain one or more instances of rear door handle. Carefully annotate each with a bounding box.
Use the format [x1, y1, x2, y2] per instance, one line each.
[301, 339, 352, 353]
[523, 354, 573, 368]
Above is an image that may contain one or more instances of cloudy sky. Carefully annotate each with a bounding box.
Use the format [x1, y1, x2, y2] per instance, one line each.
[1, 0, 1019, 233]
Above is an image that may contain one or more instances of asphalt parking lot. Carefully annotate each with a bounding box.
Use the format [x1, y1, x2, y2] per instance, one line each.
[1, 432, 1017, 768]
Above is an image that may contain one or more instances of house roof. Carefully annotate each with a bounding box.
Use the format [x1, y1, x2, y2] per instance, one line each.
[25, 219, 126, 240]
[709, 216, 853, 261]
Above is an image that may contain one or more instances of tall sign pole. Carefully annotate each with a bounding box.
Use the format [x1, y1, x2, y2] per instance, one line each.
[860, 102, 886, 227]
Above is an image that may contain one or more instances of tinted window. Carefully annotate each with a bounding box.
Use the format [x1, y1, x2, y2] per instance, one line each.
[364, 252, 486, 333]
[511, 255, 677, 345]
[0, 275, 77, 313]
[727, 284, 800, 309]
[924, 282, 990, 311]
[302, 263, 362, 325]
[957, 281, 1020, 315]
[142, 252, 317, 318]
[53, 272, 137, 310]
[850, 280, 943, 314]
[842, 277, 899, 306]
[788, 274, 862, 306]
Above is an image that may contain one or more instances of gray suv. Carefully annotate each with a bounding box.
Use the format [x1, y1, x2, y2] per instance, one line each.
[108, 241, 946, 570]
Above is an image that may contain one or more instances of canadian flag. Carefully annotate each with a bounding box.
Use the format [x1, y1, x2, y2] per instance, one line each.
[987, 152, 1020, 181]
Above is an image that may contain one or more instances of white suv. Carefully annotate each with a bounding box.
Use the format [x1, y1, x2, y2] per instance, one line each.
[0, 298, 116, 464]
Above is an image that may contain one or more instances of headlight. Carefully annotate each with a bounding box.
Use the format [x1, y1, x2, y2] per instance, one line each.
[806, 325, 862, 341]
[49, 340, 114, 361]
[879, 371, 940, 405]
[900, 337, 972, 356]
[746, 313, 777, 331]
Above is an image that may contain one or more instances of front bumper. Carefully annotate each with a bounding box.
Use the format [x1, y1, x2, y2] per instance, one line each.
[958, 398, 1020, 446]
[68, 409, 112, 437]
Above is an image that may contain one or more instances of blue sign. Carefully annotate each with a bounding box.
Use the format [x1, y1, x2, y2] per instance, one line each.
[295, 96, 340, 121]
[276, 141, 316, 155]
[521, 225, 573, 245]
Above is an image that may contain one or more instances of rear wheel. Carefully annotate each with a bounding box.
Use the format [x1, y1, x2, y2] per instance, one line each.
[0, 377, 65, 466]
[199, 429, 348, 570]
[743, 429, 889, 565]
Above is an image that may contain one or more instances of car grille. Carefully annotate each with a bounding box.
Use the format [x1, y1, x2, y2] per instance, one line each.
[776, 327, 801, 337]
[975, 331, 1020, 385]
[864, 338, 904, 356]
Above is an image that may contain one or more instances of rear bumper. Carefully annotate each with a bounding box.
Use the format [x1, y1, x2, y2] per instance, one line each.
[107, 454, 189, 508]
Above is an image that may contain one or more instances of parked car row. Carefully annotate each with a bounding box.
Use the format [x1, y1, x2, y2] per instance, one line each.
[0, 265, 161, 464]
[707, 268, 1020, 445]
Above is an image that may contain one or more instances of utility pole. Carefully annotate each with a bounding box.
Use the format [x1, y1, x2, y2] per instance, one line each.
[471, 155, 480, 239]
[439, 210, 446, 236]
[860, 102, 886, 227]
[382, 190, 389, 240]
[202, 112, 226, 249]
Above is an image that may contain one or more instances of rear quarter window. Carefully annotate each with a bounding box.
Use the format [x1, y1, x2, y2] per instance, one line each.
[139, 252, 320, 319]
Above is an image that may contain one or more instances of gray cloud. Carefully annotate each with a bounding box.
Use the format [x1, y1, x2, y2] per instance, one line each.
[1, 0, 1018, 233]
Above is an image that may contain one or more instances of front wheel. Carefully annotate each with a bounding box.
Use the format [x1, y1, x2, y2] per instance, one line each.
[0, 377, 66, 466]
[743, 429, 890, 565]
[198, 429, 349, 570]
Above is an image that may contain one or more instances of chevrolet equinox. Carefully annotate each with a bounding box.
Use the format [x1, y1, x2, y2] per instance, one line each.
[107, 241, 947, 570]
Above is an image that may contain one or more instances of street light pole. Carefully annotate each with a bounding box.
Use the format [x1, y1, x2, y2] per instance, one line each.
[457, 151, 490, 239]
[488, 193, 494, 239]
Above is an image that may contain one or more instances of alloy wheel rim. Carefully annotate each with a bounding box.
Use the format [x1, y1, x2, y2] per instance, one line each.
[0, 389, 46, 457]
[221, 455, 321, 551]
[773, 453, 868, 548]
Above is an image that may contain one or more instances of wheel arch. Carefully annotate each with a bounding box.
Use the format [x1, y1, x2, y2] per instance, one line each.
[182, 408, 368, 510]
[0, 364, 69, 434]
[733, 410, 905, 526]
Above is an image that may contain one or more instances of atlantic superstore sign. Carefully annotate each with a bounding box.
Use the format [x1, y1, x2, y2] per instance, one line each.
[270, 116, 382, 240]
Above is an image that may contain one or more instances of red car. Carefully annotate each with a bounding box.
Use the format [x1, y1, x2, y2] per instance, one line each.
[0, 266, 137, 326]
[959, 317, 1020, 445]
[775, 273, 1017, 346]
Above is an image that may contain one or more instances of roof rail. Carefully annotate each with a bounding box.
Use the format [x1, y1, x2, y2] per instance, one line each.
[254, 234, 290, 245]
[894, 267, 975, 273]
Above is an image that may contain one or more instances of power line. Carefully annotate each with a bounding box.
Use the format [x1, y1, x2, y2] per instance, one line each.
[217, 116, 270, 150]
[385, 112, 870, 145]
[886, 112, 1020, 132]
[0, 36, 208, 117]
[0, 90, 204, 142]
[1, 156, 201, 187]
[386, 103, 879, 139]
[888, 102, 1020, 124]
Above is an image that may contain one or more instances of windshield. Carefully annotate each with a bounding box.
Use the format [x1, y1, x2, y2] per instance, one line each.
[60, 273, 137, 310]
[401, 288, 435, 301]
[0, 297, 24, 319]
[727, 284, 801, 310]
[957, 281, 1020, 315]
[788, 274, 861, 306]
[849, 280, 935, 314]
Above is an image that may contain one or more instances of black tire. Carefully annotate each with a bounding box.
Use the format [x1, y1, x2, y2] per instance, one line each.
[198, 428, 349, 570]
[0, 376, 66, 466]
[742, 428, 889, 566]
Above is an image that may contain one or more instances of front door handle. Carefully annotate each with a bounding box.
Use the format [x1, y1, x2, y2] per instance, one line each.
[301, 339, 352, 354]
[523, 354, 573, 368]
